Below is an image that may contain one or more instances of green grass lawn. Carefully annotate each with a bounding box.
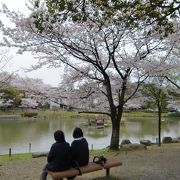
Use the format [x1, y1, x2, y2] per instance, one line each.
[0, 153, 32, 161]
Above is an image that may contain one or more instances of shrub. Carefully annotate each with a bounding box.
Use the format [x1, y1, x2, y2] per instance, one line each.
[21, 112, 38, 117]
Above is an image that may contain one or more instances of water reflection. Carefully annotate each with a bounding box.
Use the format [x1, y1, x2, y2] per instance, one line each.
[0, 117, 180, 155]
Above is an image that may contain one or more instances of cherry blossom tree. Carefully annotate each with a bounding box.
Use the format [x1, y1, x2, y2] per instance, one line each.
[163, 31, 180, 89]
[0, 49, 13, 88]
[143, 77, 168, 146]
[0, 87, 21, 111]
[0, 72, 57, 109]
[11, 75, 55, 108]
[0, 0, 180, 149]
[20, 98, 38, 109]
[165, 76, 180, 89]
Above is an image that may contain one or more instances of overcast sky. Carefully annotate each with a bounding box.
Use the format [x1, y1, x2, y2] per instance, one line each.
[0, 0, 63, 87]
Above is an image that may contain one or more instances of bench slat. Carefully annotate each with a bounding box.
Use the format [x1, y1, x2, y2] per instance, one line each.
[80, 162, 103, 173]
[48, 159, 122, 180]
[48, 163, 102, 179]
[48, 168, 79, 179]
[102, 159, 122, 169]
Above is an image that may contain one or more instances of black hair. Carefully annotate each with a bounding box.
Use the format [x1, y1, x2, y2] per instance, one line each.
[73, 127, 83, 138]
[54, 130, 65, 142]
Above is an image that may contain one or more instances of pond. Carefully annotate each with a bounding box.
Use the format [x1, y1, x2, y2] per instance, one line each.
[0, 116, 180, 155]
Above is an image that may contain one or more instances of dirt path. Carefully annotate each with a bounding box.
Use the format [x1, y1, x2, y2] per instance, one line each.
[0, 143, 180, 180]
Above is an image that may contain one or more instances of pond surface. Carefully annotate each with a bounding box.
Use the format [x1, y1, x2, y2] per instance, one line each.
[0, 116, 180, 155]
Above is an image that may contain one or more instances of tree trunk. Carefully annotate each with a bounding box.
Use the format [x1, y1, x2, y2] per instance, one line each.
[109, 106, 123, 150]
[104, 75, 126, 150]
[158, 105, 161, 146]
[110, 120, 120, 149]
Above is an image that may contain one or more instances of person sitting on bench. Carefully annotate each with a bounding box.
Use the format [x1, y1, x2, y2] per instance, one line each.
[67, 127, 89, 179]
[71, 127, 89, 166]
[40, 130, 72, 180]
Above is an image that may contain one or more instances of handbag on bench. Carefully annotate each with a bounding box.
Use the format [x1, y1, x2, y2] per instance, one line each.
[93, 156, 107, 166]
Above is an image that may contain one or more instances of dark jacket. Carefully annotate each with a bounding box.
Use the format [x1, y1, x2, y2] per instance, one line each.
[46, 141, 72, 172]
[71, 137, 89, 166]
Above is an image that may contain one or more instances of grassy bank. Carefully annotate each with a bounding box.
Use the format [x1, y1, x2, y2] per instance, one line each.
[0, 148, 106, 161]
[0, 153, 32, 161]
[0, 109, 179, 119]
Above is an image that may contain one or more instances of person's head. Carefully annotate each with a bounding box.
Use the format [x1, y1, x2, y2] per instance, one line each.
[54, 130, 65, 142]
[73, 127, 83, 138]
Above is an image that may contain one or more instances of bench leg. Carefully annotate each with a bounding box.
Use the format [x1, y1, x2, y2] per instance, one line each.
[106, 168, 110, 177]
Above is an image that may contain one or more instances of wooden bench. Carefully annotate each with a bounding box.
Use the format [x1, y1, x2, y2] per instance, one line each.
[48, 159, 122, 180]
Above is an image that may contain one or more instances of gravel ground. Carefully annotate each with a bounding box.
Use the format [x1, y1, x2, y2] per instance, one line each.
[0, 143, 180, 180]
